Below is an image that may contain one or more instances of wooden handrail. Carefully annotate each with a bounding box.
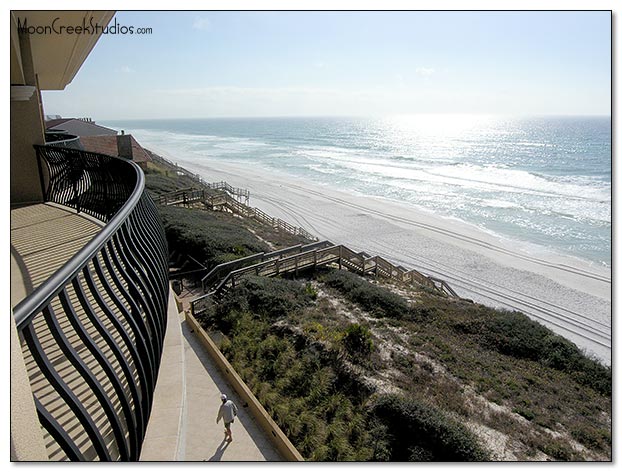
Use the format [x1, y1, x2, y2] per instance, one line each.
[191, 241, 458, 320]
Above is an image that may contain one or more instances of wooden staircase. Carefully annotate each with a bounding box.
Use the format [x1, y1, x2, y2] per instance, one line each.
[155, 187, 317, 241]
[190, 240, 458, 317]
[154, 186, 458, 318]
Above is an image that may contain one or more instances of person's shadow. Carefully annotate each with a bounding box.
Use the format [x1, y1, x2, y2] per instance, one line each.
[207, 438, 231, 461]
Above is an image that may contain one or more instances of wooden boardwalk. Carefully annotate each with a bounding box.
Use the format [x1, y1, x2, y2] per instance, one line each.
[154, 184, 458, 319]
[155, 187, 317, 241]
[190, 239, 458, 317]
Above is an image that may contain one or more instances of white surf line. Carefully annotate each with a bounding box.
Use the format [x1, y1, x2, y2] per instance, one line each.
[280, 181, 610, 284]
[166, 157, 611, 360]
[419, 166, 608, 203]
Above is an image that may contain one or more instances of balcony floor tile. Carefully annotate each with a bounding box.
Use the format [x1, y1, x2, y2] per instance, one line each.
[10, 203, 103, 308]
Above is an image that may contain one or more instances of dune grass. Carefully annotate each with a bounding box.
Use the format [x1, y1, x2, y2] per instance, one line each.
[197, 271, 610, 460]
[204, 276, 490, 461]
[158, 205, 270, 268]
[151, 155, 610, 461]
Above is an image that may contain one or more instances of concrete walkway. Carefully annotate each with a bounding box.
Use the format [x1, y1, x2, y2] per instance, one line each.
[179, 318, 282, 461]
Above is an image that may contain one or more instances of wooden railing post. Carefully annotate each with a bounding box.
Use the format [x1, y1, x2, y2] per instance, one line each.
[338, 246, 343, 270]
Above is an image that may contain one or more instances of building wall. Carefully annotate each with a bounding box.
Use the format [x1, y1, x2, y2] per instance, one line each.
[10, 32, 45, 205]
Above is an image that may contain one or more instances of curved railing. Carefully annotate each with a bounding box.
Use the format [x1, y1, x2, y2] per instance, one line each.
[13, 145, 169, 461]
[44, 131, 83, 150]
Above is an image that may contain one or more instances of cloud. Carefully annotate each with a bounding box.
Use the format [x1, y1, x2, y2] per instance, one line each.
[415, 67, 435, 77]
[192, 17, 211, 31]
[119, 65, 134, 73]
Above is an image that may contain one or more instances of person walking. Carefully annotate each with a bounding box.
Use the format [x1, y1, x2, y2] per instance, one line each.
[216, 393, 238, 442]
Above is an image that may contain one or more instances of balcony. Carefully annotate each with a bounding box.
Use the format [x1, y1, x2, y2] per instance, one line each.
[11, 145, 170, 460]
[44, 131, 83, 150]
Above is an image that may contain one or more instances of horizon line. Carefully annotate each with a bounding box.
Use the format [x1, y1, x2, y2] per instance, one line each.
[93, 113, 613, 122]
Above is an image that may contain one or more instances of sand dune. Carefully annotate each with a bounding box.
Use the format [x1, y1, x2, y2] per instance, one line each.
[149, 145, 612, 365]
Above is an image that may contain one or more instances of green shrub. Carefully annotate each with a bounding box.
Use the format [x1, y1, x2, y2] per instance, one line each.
[513, 407, 536, 422]
[158, 205, 269, 267]
[540, 439, 575, 461]
[409, 304, 439, 322]
[304, 282, 318, 299]
[572, 360, 611, 397]
[446, 305, 611, 396]
[370, 394, 490, 461]
[320, 270, 409, 319]
[216, 307, 377, 461]
[480, 311, 547, 360]
[570, 425, 611, 451]
[342, 323, 374, 358]
[144, 168, 205, 195]
[489, 317, 611, 396]
[218, 276, 316, 321]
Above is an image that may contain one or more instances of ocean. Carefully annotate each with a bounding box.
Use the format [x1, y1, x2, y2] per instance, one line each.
[102, 115, 611, 268]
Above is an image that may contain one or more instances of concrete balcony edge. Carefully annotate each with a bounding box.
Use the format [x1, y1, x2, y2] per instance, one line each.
[10, 313, 49, 461]
[139, 287, 186, 461]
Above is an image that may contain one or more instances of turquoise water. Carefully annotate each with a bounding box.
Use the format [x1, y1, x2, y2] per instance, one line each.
[102, 115, 611, 267]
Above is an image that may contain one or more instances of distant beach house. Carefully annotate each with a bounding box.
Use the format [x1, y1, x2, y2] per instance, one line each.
[45, 117, 117, 136]
[80, 133, 151, 168]
[45, 117, 152, 168]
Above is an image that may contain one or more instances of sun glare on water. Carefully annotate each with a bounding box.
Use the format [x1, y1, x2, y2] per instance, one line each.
[382, 113, 496, 140]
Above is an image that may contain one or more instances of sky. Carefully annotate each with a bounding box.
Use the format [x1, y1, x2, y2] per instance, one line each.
[41, 10, 612, 120]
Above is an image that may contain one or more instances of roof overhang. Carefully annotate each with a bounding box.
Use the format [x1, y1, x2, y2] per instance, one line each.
[11, 11, 114, 90]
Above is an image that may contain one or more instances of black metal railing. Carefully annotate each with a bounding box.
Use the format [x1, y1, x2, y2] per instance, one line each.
[44, 131, 83, 150]
[13, 145, 169, 461]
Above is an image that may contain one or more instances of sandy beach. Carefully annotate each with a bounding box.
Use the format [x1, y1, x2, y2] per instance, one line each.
[149, 145, 612, 365]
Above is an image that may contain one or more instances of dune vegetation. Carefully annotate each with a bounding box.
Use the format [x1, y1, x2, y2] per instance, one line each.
[149, 156, 611, 461]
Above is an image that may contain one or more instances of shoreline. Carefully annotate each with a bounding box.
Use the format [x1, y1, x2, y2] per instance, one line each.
[146, 143, 611, 365]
